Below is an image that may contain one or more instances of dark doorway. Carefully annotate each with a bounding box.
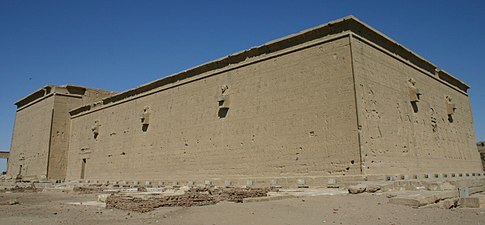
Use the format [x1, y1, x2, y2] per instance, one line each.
[81, 159, 86, 179]
[18, 165, 22, 177]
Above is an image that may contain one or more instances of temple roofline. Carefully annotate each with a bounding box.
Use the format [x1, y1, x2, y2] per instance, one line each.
[15, 84, 114, 110]
[65, 16, 471, 116]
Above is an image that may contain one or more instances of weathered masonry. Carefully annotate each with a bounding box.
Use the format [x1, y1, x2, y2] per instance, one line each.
[7, 16, 483, 186]
[7, 85, 114, 181]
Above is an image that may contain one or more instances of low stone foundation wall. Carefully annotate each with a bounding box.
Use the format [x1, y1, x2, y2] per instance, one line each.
[65, 171, 485, 189]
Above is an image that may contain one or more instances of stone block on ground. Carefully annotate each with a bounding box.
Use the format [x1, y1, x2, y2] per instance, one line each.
[348, 184, 366, 194]
[459, 197, 479, 208]
[437, 182, 455, 191]
[388, 191, 458, 208]
[439, 198, 458, 209]
[366, 185, 381, 193]
[97, 194, 110, 203]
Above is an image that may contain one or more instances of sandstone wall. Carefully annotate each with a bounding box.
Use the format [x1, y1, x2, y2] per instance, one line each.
[66, 36, 361, 182]
[7, 96, 54, 179]
[8, 16, 482, 184]
[7, 86, 114, 180]
[47, 87, 114, 180]
[351, 36, 482, 175]
[47, 95, 82, 180]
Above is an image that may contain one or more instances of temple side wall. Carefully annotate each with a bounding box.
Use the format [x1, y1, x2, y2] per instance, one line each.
[351, 36, 482, 175]
[66, 36, 361, 182]
[7, 96, 55, 179]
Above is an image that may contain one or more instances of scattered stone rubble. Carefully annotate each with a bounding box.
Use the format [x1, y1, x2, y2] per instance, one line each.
[2, 176, 485, 211]
[72, 185, 105, 194]
[106, 187, 275, 212]
[0, 182, 37, 193]
[347, 177, 485, 209]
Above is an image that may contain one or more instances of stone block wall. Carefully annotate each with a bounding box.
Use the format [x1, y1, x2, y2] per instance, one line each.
[65, 36, 361, 181]
[351, 36, 482, 175]
[8, 16, 483, 185]
[7, 85, 114, 180]
[7, 96, 54, 179]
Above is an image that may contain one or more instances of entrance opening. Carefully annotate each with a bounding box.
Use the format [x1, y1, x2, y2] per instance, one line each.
[18, 165, 22, 177]
[81, 159, 86, 179]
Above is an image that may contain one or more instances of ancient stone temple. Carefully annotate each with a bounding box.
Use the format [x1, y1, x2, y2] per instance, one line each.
[7, 85, 114, 180]
[6, 16, 483, 186]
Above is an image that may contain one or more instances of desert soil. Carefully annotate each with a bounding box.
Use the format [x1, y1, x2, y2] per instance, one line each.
[0, 191, 484, 225]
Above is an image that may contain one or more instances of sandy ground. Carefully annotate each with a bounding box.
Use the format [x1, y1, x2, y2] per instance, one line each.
[0, 191, 484, 225]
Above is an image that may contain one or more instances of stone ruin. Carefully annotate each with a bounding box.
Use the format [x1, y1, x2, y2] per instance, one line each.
[3, 16, 483, 188]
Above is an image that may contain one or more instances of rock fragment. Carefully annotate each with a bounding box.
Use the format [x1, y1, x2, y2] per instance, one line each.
[348, 184, 366, 194]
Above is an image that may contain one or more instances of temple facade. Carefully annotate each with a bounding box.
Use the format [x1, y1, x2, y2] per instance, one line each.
[6, 16, 483, 186]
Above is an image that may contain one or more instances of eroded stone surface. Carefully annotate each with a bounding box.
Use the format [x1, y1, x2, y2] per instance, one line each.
[105, 187, 273, 212]
[348, 184, 367, 194]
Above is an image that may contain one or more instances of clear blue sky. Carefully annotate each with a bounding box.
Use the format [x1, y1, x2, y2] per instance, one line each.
[1, 0, 484, 172]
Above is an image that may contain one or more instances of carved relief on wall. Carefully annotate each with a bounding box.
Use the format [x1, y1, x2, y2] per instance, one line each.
[91, 120, 100, 139]
[217, 84, 230, 118]
[140, 106, 150, 131]
[407, 78, 421, 113]
[408, 78, 421, 103]
[445, 95, 456, 122]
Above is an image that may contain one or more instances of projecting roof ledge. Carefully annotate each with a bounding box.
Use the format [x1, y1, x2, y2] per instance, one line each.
[71, 16, 471, 116]
[15, 84, 115, 110]
[15, 85, 55, 108]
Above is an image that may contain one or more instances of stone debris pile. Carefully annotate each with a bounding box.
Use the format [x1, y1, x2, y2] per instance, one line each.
[106, 187, 275, 212]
